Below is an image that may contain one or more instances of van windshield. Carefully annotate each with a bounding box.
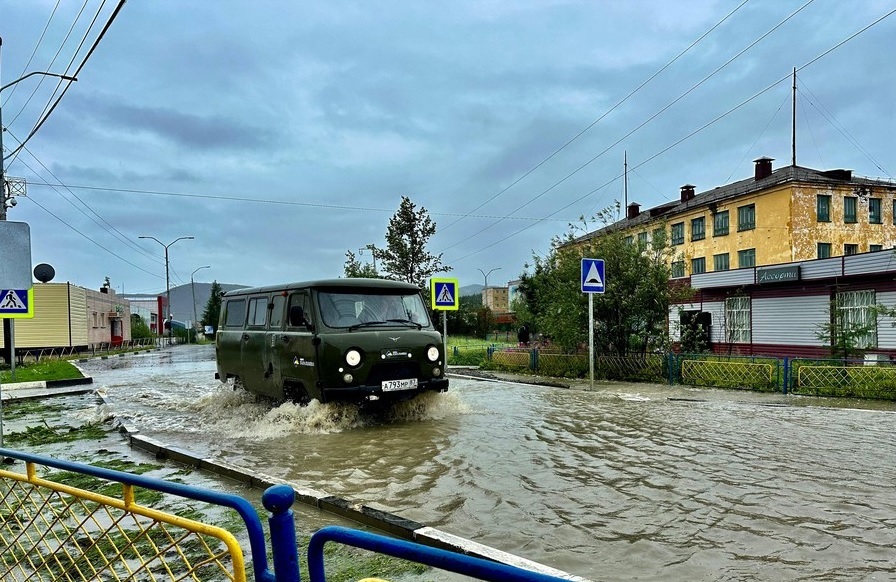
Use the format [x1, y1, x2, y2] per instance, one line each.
[316, 290, 431, 329]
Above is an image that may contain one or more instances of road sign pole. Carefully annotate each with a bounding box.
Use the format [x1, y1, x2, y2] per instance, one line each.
[443, 311, 448, 366]
[588, 293, 594, 390]
[8, 320, 13, 380]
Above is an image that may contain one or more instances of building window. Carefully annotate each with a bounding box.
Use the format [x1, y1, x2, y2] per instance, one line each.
[691, 257, 706, 275]
[725, 296, 751, 343]
[816, 194, 831, 222]
[737, 204, 755, 231]
[691, 217, 705, 241]
[671, 261, 685, 278]
[714, 253, 729, 271]
[817, 242, 832, 259]
[652, 228, 665, 246]
[713, 211, 729, 236]
[869, 198, 882, 224]
[835, 290, 877, 349]
[870, 244, 883, 252]
[638, 232, 648, 246]
[844, 196, 857, 223]
[671, 222, 684, 245]
[738, 248, 756, 268]
[624, 235, 634, 246]
[844, 243, 859, 255]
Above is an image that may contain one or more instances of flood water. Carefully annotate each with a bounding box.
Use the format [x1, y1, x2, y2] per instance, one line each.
[84, 344, 896, 581]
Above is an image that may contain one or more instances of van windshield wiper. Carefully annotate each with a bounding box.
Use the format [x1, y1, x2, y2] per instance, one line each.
[387, 318, 422, 329]
[348, 320, 390, 331]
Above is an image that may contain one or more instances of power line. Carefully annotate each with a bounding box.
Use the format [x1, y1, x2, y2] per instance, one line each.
[6, 0, 126, 161]
[436, 0, 754, 236]
[439, 0, 817, 255]
[446, 6, 896, 264]
[23, 180, 575, 222]
[1, 0, 63, 107]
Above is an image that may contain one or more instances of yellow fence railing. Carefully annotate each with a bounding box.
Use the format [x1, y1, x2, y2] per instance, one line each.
[0, 460, 248, 582]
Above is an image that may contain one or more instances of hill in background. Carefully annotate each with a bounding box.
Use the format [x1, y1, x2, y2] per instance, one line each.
[127, 283, 248, 324]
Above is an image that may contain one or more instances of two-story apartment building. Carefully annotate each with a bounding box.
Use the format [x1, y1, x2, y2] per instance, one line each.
[567, 157, 896, 275]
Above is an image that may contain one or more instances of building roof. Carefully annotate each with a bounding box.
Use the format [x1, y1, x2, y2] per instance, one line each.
[566, 163, 896, 246]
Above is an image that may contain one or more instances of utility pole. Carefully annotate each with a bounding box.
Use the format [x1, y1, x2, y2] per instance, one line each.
[0, 36, 77, 364]
[791, 67, 797, 167]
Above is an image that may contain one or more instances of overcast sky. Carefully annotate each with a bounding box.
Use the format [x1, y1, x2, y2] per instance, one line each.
[2, 1, 895, 295]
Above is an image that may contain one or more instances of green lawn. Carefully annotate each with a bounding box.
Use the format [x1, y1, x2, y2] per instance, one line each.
[0, 360, 85, 384]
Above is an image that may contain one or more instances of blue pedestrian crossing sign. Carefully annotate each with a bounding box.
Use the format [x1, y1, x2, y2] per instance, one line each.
[0, 288, 34, 319]
[430, 278, 459, 310]
[581, 258, 605, 294]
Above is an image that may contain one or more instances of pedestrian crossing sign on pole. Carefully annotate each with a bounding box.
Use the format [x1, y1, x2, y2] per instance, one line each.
[581, 258, 605, 294]
[430, 278, 459, 310]
[0, 288, 34, 319]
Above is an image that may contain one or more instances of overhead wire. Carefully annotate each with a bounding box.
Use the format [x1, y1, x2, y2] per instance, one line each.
[4, 0, 89, 128]
[798, 78, 891, 177]
[446, 6, 896, 264]
[1, 0, 62, 107]
[437, 0, 817, 255]
[4, 128, 164, 263]
[6, 0, 126, 161]
[437, 0, 754, 236]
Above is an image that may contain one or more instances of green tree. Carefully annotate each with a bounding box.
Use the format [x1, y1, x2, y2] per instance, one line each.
[518, 211, 690, 354]
[130, 314, 153, 339]
[816, 297, 879, 361]
[378, 196, 450, 287]
[343, 250, 380, 278]
[201, 281, 224, 331]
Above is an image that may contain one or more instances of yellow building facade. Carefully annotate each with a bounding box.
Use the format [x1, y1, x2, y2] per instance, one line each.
[569, 158, 896, 277]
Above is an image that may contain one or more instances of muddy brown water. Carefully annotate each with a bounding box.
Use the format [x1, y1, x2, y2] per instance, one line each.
[82, 344, 896, 581]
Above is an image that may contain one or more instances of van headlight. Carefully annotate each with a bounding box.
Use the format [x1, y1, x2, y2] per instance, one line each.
[427, 345, 440, 362]
[345, 349, 362, 367]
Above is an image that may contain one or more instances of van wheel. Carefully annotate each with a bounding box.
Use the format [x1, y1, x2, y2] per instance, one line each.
[284, 383, 310, 406]
[231, 376, 244, 392]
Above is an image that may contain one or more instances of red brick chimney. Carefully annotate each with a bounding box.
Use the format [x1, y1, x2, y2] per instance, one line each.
[754, 156, 774, 180]
[680, 184, 695, 203]
[626, 202, 640, 219]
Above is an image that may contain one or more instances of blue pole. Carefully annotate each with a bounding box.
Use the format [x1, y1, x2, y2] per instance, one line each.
[263, 485, 301, 582]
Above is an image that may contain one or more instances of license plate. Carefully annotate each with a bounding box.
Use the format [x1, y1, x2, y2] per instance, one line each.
[381, 378, 418, 392]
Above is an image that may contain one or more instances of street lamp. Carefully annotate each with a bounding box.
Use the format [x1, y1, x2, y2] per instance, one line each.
[477, 267, 502, 310]
[139, 235, 194, 343]
[191, 265, 210, 343]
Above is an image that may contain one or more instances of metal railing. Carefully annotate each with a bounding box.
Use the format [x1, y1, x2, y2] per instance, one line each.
[0, 448, 272, 582]
[0, 448, 577, 582]
[17, 339, 158, 364]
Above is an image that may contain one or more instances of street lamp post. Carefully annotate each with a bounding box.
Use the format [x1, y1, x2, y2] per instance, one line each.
[477, 267, 501, 311]
[191, 265, 210, 343]
[139, 235, 194, 344]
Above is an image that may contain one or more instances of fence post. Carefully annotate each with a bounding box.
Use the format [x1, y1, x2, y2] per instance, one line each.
[667, 353, 675, 385]
[263, 484, 301, 582]
[530, 348, 538, 372]
[782, 357, 789, 395]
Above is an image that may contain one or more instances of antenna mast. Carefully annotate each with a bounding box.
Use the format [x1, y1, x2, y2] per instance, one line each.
[791, 67, 797, 167]
[623, 151, 628, 208]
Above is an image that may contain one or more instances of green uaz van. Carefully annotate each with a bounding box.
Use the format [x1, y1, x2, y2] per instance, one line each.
[215, 278, 449, 404]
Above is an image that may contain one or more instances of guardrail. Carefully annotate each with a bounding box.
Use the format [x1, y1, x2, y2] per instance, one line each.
[0, 448, 576, 582]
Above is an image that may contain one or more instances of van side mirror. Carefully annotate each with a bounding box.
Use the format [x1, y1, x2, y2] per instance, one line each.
[288, 305, 313, 330]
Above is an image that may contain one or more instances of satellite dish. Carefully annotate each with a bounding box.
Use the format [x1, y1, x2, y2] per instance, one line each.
[33, 263, 56, 283]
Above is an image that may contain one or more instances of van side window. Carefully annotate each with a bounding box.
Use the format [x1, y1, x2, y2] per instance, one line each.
[269, 294, 286, 329]
[223, 299, 247, 328]
[287, 292, 311, 327]
[247, 296, 268, 327]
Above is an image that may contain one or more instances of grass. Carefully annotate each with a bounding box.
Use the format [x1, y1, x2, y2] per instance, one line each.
[0, 359, 85, 384]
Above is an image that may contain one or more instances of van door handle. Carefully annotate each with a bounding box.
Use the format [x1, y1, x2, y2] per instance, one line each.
[281, 335, 290, 344]
[242, 333, 250, 341]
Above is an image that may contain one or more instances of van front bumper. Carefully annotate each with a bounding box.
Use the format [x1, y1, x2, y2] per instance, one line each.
[322, 377, 449, 402]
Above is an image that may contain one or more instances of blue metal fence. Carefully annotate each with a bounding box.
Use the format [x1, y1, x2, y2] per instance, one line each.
[0, 448, 575, 582]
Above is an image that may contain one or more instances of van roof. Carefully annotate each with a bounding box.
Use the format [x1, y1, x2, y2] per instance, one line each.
[222, 278, 421, 297]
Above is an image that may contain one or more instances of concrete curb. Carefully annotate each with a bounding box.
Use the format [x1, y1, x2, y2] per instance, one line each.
[100, 392, 585, 581]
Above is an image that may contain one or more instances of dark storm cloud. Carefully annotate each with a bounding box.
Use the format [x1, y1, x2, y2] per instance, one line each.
[63, 93, 278, 151]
